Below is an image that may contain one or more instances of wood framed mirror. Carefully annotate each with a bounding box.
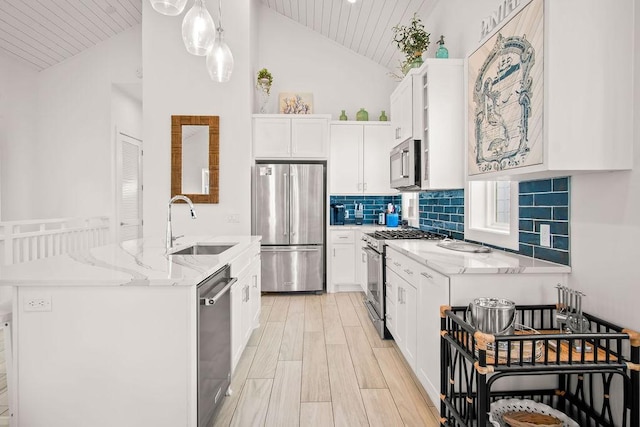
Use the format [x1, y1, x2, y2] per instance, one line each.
[171, 115, 219, 203]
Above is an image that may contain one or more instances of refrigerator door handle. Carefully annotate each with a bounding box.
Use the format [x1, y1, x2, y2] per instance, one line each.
[265, 247, 320, 252]
[289, 172, 295, 237]
[283, 172, 288, 236]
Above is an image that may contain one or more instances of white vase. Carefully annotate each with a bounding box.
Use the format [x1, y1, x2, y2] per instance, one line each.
[259, 90, 270, 114]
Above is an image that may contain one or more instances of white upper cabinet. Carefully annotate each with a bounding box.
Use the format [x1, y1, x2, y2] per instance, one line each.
[390, 76, 414, 144]
[418, 59, 465, 190]
[330, 122, 397, 195]
[253, 115, 330, 159]
[467, 0, 634, 181]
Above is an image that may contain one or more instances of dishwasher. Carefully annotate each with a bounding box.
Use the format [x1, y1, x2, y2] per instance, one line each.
[198, 264, 236, 427]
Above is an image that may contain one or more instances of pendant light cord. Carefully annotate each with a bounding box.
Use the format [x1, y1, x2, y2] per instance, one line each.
[217, 0, 223, 31]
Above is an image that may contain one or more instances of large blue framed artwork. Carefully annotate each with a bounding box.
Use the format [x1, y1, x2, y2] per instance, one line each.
[468, 0, 544, 175]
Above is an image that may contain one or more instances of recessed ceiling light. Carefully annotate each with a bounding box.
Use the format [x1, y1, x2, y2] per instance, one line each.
[347, 0, 357, 4]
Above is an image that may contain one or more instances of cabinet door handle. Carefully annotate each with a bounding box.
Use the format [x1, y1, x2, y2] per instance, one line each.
[363, 183, 367, 191]
[253, 275, 258, 288]
[397, 289, 402, 304]
[333, 248, 336, 257]
[421, 272, 433, 279]
[338, 236, 349, 239]
[404, 268, 413, 276]
[362, 252, 366, 263]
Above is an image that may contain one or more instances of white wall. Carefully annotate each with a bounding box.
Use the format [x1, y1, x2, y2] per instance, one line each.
[257, 5, 396, 119]
[0, 26, 142, 222]
[142, 0, 256, 239]
[0, 54, 38, 220]
[425, 0, 640, 333]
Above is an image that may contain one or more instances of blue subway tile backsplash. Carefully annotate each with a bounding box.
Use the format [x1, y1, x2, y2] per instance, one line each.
[416, 177, 571, 266]
[329, 195, 402, 225]
[418, 190, 465, 240]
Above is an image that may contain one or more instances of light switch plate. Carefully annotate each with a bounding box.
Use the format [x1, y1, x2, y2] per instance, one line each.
[540, 224, 551, 247]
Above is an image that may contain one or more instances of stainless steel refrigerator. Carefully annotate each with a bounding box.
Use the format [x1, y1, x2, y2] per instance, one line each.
[252, 162, 325, 292]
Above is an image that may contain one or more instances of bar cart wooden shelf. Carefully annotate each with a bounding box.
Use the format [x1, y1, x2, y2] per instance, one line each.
[440, 305, 639, 426]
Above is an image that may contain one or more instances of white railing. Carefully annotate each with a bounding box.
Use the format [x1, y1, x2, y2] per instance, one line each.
[0, 216, 111, 266]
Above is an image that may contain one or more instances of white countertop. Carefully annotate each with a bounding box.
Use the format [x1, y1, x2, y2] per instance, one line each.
[0, 235, 262, 287]
[386, 240, 571, 275]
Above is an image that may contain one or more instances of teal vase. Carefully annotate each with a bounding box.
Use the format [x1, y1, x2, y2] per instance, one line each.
[436, 35, 449, 59]
[339, 110, 348, 121]
[356, 108, 368, 121]
[379, 111, 388, 121]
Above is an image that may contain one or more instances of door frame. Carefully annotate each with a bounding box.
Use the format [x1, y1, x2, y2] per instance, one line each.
[114, 127, 143, 243]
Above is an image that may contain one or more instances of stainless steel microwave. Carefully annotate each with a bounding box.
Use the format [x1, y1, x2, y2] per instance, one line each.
[390, 139, 421, 191]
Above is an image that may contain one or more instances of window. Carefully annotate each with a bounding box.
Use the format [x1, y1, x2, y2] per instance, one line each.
[465, 180, 519, 250]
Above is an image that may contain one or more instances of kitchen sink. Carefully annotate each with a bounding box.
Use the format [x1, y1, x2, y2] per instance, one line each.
[170, 243, 237, 255]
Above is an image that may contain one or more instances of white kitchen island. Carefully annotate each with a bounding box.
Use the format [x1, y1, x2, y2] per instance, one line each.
[0, 235, 261, 427]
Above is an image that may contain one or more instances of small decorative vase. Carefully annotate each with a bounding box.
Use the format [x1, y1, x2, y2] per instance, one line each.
[356, 108, 368, 121]
[339, 110, 348, 121]
[436, 35, 449, 59]
[379, 111, 388, 121]
[259, 90, 270, 114]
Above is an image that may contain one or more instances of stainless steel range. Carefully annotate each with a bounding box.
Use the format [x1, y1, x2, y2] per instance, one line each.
[362, 229, 444, 339]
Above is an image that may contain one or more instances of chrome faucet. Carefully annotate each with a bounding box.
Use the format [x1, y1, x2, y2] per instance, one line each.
[166, 195, 197, 251]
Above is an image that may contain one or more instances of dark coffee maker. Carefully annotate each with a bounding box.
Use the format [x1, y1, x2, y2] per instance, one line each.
[330, 204, 346, 225]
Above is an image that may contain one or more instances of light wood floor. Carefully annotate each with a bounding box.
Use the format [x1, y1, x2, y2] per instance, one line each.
[0, 329, 9, 426]
[211, 292, 441, 427]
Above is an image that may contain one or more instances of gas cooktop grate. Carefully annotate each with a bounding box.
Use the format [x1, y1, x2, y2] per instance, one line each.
[372, 229, 444, 240]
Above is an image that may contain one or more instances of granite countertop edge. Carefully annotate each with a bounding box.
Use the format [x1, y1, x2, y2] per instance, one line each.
[0, 235, 262, 287]
[386, 240, 571, 276]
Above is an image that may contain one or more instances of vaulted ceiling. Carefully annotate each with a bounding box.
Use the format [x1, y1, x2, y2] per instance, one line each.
[259, 0, 438, 70]
[0, 0, 142, 71]
[0, 0, 436, 72]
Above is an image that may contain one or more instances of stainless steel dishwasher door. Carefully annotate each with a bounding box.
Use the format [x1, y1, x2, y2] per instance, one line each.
[198, 266, 236, 427]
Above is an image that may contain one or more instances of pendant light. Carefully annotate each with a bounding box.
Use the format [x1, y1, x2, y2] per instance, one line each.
[206, 0, 234, 82]
[182, 0, 216, 56]
[150, 0, 188, 16]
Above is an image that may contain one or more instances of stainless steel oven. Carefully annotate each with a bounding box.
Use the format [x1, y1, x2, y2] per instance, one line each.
[362, 229, 445, 339]
[362, 244, 385, 338]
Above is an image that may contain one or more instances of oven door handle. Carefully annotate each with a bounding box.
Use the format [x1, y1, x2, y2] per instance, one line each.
[363, 246, 381, 260]
[364, 300, 381, 323]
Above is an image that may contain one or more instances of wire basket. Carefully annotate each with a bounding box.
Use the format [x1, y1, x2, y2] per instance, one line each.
[488, 399, 579, 427]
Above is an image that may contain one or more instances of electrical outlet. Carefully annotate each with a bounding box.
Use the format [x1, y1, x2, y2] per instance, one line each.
[540, 224, 551, 247]
[24, 296, 52, 312]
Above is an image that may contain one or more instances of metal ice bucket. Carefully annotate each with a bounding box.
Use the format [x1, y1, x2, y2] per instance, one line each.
[467, 297, 516, 335]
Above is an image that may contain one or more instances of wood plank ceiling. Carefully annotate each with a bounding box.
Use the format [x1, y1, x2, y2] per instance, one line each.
[0, 0, 437, 72]
[0, 0, 142, 71]
[260, 0, 439, 71]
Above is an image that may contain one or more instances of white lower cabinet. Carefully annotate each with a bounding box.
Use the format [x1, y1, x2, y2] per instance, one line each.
[416, 264, 450, 407]
[329, 229, 356, 287]
[385, 245, 567, 409]
[386, 252, 420, 371]
[231, 243, 261, 371]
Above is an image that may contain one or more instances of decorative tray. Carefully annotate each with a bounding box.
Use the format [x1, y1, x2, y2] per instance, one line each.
[437, 239, 491, 253]
[489, 399, 579, 427]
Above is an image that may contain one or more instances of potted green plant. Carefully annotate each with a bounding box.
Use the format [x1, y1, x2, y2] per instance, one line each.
[392, 13, 430, 74]
[256, 68, 273, 113]
[256, 68, 273, 95]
